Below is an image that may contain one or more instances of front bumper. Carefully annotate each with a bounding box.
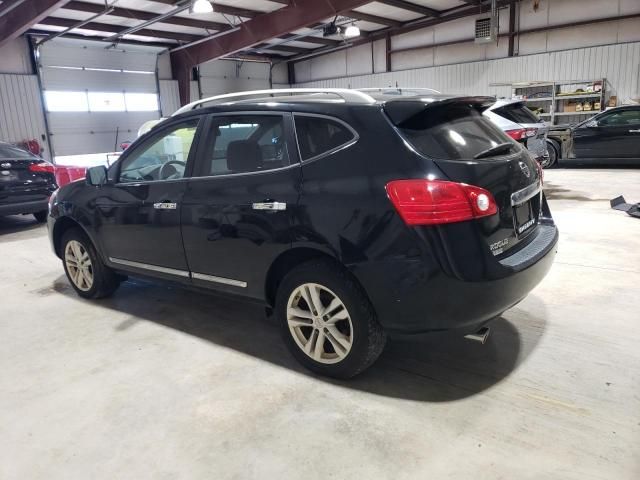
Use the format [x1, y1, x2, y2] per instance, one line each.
[351, 223, 558, 334]
[0, 199, 48, 216]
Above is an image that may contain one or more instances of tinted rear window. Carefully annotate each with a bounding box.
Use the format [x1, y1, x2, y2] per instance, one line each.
[294, 115, 355, 160]
[396, 104, 516, 160]
[0, 144, 36, 159]
[493, 103, 539, 124]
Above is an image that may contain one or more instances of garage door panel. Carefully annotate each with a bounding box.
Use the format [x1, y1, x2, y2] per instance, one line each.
[41, 68, 157, 93]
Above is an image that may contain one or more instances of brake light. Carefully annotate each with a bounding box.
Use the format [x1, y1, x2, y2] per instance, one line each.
[29, 161, 55, 174]
[504, 128, 526, 141]
[385, 179, 498, 226]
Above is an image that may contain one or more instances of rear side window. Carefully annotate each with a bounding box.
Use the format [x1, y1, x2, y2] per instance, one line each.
[397, 104, 516, 160]
[294, 115, 356, 161]
[493, 103, 539, 124]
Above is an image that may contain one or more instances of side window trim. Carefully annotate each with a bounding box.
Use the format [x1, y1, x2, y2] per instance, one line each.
[192, 111, 296, 179]
[112, 116, 203, 185]
[292, 112, 359, 163]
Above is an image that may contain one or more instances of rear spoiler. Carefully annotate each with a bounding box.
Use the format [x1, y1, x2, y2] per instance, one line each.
[384, 96, 496, 126]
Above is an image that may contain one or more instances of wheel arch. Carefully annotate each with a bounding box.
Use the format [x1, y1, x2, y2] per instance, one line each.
[52, 216, 91, 259]
[546, 137, 561, 158]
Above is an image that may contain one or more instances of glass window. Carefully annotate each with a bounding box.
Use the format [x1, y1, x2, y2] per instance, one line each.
[397, 104, 517, 161]
[88, 92, 126, 112]
[44, 91, 88, 112]
[125, 93, 159, 112]
[0, 144, 37, 159]
[118, 120, 198, 183]
[493, 102, 539, 124]
[597, 109, 640, 126]
[294, 115, 356, 160]
[203, 115, 288, 176]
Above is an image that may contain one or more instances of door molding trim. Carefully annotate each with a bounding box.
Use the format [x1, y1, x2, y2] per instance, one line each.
[109, 257, 190, 278]
[192, 272, 247, 288]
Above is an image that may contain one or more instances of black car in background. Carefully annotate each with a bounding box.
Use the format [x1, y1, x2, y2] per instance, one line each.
[47, 89, 558, 378]
[546, 105, 640, 166]
[0, 142, 57, 223]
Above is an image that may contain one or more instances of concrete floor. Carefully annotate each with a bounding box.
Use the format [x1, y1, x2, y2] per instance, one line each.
[1, 168, 639, 479]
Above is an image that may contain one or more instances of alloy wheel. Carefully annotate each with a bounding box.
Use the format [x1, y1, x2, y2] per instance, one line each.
[286, 283, 353, 364]
[65, 240, 94, 291]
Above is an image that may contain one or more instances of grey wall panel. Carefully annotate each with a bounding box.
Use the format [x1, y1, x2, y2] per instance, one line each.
[295, 42, 640, 105]
[159, 80, 180, 116]
[0, 74, 49, 160]
[199, 59, 271, 98]
[41, 68, 157, 93]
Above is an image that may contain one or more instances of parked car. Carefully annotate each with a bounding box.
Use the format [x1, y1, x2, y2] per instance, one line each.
[484, 99, 552, 167]
[546, 105, 640, 167]
[47, 88, 558, 378]
[0, 142, 57, 223]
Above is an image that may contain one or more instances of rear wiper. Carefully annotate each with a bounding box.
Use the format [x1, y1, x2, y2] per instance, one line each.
[473, 142, 514, 159]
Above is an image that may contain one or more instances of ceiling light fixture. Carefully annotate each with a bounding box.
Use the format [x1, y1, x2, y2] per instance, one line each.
[191, 0, 213, 14]
[344, 23, 360, 38]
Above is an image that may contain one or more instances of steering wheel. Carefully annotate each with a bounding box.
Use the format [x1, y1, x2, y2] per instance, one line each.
[159, 160, 186, 180]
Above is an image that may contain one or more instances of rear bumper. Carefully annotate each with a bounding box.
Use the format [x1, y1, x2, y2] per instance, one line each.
[0, 199, 48, 216]
[351, 223, 558, 335]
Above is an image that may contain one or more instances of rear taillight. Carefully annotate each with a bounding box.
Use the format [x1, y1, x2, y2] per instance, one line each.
[385, 179, 498, 226]
[29, 161, 55, 174]
[505, 128, 526, 141]
[525, 128, 538, 137]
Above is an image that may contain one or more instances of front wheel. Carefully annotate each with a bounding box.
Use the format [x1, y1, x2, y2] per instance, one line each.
[275, 260, 387, 378]
[61, 229, 121, 299]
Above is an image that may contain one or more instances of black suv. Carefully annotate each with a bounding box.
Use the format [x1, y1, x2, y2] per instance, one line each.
[48, 89, 558, 378]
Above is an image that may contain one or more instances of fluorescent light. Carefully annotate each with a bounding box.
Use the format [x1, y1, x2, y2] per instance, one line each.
[191, 0, 213, 14]
[344, 24, 360, 38]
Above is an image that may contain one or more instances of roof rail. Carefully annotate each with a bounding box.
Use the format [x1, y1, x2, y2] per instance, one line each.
[357, 87, 442, 95]
[172, 88, 377, 116]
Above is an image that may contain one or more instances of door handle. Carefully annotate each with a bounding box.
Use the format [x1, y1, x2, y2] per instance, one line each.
[629, 129, 640, 133]
[252, 201, 286, 211]
[153, 202, 177, 210]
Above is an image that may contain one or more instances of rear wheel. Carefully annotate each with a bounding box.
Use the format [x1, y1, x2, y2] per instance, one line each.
[33, 210, 48, 223]
[543, 141, 558, 168]
[61, 229, 120, 299]
[275, 260, 386, 378]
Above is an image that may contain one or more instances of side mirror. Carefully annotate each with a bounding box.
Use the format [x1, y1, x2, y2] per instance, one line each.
[584, 120, 598, 128]
[86, 165, 108, 186]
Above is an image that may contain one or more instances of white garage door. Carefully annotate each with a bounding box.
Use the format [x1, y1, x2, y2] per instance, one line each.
[38, 38, 163, 158]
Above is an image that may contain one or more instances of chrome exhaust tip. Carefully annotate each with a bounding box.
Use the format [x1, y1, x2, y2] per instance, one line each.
[464, 326, 490, 344]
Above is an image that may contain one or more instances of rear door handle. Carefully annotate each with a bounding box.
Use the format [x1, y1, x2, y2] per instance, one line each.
[629, 129, 640, 133]
[252, 201, 286, 211]
[153, 202, 177, 210]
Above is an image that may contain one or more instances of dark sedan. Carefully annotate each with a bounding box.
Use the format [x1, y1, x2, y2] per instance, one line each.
[0, 142, 58, 222]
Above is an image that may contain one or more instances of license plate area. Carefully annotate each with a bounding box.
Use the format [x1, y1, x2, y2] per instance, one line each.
[513, 199, 538, 238]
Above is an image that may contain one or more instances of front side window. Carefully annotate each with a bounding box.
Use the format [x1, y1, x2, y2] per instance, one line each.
[203, 115, 289, 176]
[118, 120, 198, 183]
[597, 109, 640, 127]
[294, 115, 356, 161]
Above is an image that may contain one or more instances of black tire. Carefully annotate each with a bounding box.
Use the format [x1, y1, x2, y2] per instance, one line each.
[275, 259, 387, 379]
[33, 210, 48, 223]
[61, 228, 121, 299]
[543, 141, 559, 169]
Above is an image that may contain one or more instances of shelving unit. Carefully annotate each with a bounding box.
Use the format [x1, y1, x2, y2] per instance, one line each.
[510, 79, 607, 125]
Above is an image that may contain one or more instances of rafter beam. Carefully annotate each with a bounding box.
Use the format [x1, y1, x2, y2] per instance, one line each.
[347, 10, 403, 27]
[62, 1, 229, 30]
[377, 0, 440, 17]
[41, 16, 201, 42]
[0, 0, 70, 47]
[170, 0, 372, 105]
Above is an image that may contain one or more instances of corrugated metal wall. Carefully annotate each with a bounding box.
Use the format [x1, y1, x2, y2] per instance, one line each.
[295, 42, 640, 104]
[199, 59, 271, 97]
[0, 74, 49, 160]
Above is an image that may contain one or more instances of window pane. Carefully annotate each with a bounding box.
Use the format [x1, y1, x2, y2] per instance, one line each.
[118, 121, 198, 183]
[294, 116, 355, 160]
[125, 93, 159, 112]
[204, 115, 288, 176]
[494, 103, 539, 124]
[599, 110, 640, 126]
[88, 92, 125, 112]
[44, 91, 88, 112]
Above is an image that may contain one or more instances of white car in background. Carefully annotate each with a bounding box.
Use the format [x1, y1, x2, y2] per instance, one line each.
[484, 99, 551, 167]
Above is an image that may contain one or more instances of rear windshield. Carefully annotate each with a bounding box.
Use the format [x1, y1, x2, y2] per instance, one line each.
[493, 102, 539, 124]
[396, 104, 516, 160]
[0, 144, 36, 159]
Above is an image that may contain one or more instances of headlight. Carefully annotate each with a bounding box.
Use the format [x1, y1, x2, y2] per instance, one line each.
[48, 189, 59, 214]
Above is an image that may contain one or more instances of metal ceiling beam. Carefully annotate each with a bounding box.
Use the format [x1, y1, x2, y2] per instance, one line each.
[0, 0, 70, 47]
[346, 10, 403, 27]
[102, 1, 192, 42]
[28, 29, 174, 47]
[144, 0, 265, 18]
[0, 0, 29, 18]
[63, 1, 229, 30]
[170, 0, 372, 105]
[41, 16, 202, 42]
[377, 0, 440, 17]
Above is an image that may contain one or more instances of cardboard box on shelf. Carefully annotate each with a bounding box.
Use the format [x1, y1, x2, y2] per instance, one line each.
[565, 103, 577, 112]
[608, 96, 617, 107]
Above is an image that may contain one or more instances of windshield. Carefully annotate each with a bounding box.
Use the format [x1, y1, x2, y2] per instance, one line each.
[396, 104, 518, 160]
